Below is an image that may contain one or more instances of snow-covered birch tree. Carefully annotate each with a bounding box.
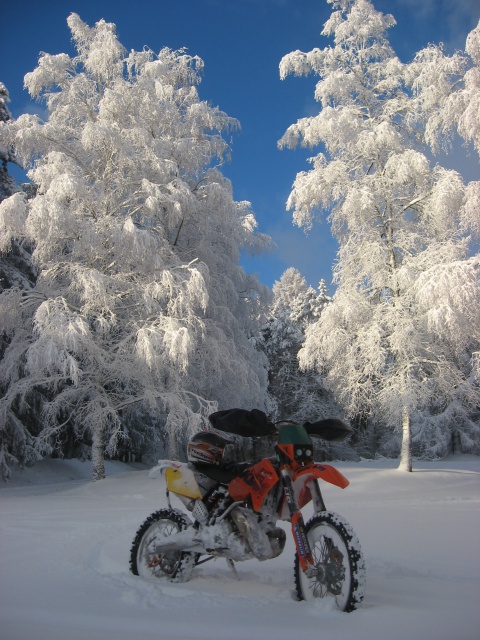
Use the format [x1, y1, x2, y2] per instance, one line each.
[279, 0, 480, 470]
[407, 20, 480, 245]
[404, 20, 480, 457]
[0, 15, 271, 480]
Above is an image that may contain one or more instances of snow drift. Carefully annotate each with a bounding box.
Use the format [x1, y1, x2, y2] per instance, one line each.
[0, 456, 479, 640]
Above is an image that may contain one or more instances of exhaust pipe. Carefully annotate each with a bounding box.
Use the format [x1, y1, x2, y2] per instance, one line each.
[154, 527, 203, 553]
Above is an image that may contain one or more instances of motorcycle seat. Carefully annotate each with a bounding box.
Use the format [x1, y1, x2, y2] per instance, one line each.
[190, 461, 252, 484]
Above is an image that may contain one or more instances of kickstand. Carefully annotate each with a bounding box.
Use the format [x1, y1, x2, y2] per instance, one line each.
[227, 559, 240, 580]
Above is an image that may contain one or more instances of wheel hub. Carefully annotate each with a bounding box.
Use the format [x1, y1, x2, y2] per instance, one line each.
[147, 551, 179, 575]
[323, 547, 345, 594]
[309, 543, 345, 596]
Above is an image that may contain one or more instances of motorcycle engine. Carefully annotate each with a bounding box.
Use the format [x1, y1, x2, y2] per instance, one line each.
[230, 507, 285, 561]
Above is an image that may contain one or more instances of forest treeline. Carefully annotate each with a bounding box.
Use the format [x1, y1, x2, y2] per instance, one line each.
[0, 1, 479, 479]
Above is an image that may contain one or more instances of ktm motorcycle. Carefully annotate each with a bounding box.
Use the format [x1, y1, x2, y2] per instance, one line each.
[130, 409, 366, 612]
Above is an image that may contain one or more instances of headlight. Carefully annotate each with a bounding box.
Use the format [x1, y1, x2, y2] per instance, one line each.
[295, 445, 313, 460]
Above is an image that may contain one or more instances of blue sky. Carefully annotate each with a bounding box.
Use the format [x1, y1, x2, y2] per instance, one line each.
[1, 0, 479, 291]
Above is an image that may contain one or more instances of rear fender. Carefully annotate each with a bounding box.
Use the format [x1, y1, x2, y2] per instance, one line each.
[148, 459, 184, 479]
[148, 460, 202, 501]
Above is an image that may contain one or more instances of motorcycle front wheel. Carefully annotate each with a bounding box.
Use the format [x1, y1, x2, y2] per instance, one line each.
[130, 508, 196, 583]
[294, 511, 366, 612]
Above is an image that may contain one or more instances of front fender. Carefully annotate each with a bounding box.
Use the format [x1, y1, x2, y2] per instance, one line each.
[278, 463, 350, 520]
[293, 463, 349, 489]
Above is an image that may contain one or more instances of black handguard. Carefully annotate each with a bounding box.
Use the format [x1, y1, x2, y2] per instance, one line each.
[209, 408, 277, 437]
[303, 418, 353, 442]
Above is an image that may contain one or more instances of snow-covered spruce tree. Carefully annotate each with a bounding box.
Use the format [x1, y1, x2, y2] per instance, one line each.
[0, 83, 36, 292]
[260, 268, 349, 459]
[279, 0, 480, 470]
[0, 85, 38, 480]
[261, 268, 333, 421]
[0, 14, 271, 480]
[0, 83, 16, 202]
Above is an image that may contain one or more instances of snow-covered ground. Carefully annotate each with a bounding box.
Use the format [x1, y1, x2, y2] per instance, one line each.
[1, 455, 479, 640]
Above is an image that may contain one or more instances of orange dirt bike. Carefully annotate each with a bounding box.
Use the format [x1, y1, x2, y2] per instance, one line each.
[130, 409, 366, 612]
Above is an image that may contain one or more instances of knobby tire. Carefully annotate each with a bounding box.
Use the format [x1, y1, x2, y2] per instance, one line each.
[294, 511, 366, 612]
[130, 508, 196, 583]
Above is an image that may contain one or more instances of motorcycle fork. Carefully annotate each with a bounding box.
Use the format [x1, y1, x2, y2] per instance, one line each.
[279, 469, 314, 573]
[310, 478, 327, 513]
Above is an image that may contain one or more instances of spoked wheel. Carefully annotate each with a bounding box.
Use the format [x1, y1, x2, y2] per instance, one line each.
[294, 511, 365, 612]
[130, 509, 196, 583]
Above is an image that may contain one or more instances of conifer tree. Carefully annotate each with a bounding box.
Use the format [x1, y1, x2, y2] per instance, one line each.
[260, 268, 335, 424]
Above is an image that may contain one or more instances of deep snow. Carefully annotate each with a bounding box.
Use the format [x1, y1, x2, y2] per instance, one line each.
[1, 455, 479, 640]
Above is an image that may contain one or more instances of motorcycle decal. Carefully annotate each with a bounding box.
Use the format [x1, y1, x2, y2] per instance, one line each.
[296, 482, 313, 510]
[291, 512, 313, 570]
[228, 458, 279, 511]
[293, 521, 306, 556]
[165, 466, 202, 500]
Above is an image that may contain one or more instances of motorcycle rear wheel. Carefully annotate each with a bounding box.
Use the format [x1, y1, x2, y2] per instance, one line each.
[294, 511, 365, 612]
[130, 508, 196, 583]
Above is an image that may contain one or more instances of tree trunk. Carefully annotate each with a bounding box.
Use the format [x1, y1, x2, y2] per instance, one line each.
[168, 430, 181, 462]
[398, 408, 412, 472]
[92, 426, 106, 481]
